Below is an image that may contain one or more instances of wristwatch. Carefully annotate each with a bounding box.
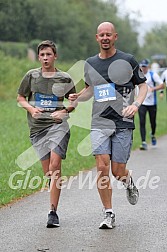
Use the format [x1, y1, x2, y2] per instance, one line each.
[64, 107, 70, 113]
[132, 101, 141, 108]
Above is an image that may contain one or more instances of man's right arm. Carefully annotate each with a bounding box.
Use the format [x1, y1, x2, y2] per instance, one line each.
[69, 84, 93, 103]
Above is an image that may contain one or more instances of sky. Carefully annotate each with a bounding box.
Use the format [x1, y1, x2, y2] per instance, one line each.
[123, 0, 167, 23]
[117, 0, 167, 45]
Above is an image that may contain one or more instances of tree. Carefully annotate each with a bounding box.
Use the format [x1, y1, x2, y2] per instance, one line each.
[140, 23, 167, 60]
[0, 0, 35, 41]
[0, 0, 140, 61]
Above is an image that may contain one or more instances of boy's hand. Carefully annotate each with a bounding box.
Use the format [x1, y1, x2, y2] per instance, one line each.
[31, 107, 44, 118]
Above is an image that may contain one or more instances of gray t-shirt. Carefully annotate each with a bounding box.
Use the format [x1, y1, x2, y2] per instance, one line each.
[84, 49, 146, 130]
[18, 68, 76, 135]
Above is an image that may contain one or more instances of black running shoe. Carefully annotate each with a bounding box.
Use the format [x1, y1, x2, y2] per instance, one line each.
[126, 177, 139, 205]
[46, 211, 60, 228]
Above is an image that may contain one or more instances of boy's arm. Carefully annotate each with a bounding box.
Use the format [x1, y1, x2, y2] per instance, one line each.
[17, 94, 44, 118]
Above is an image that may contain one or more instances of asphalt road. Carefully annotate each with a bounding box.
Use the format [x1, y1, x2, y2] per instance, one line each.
[1, 135, 167, 252]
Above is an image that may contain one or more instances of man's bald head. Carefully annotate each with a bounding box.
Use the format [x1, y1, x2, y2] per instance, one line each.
[97, 22, 116, 34]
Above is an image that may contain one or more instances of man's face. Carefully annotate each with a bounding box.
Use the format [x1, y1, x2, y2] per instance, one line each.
[38, 47, 56, 69]
[96, 24, 118, 50]
[141, 66, 149, 74]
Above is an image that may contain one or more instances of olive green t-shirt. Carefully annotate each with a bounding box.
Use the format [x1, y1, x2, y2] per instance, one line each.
[18, 68, 76, 135]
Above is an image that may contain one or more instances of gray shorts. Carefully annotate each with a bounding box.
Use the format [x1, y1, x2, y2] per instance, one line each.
[30, 123, 70, 161]
[90, 128, 133, 163]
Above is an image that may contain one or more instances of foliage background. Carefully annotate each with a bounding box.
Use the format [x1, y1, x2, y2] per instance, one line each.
[0, 0, 140, 61]
[1, 0, 167, 61]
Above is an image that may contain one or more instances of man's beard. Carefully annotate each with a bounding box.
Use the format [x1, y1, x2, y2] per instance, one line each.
[101, 41, 110, 50]
[101, 45, 110, 50]
[102, 47, 110, 50]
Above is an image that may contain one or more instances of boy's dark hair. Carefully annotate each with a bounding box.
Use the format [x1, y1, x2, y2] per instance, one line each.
[37, 40, 57, 55]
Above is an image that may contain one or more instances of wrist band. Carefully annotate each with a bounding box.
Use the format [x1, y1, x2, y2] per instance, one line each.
[133, 101, 141, 108]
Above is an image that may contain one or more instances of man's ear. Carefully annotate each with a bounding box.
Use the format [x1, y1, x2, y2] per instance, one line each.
[114, 33, 118, 41]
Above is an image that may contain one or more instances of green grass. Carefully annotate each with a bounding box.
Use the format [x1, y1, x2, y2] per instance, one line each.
[0, 100, 95, 206]
[0, 94, 167, 207]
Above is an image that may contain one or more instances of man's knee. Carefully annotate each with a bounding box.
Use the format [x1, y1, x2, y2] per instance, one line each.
[112, 162, 127, 179]
[97, 164, 110, 177]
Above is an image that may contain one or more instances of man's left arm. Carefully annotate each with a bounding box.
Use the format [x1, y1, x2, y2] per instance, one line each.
[122, 82, 148, 118]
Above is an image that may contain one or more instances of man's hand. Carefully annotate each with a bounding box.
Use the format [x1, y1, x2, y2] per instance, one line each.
[68, 93, 78, 108]
[159, 92, 164, 100]
[68, 93, 78, 101]
[122, 104, 139, 118]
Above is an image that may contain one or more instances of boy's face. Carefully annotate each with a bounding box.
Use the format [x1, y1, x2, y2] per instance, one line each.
[38, 47, 57, 70]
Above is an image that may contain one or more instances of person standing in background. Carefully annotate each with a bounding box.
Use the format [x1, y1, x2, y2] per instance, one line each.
[138, 59, 164, 150]
[160, 68, 167, 100]
[151, 60, 160, 74]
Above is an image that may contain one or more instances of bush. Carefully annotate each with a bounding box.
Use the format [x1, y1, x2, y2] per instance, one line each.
[0, 41, 28, 59]
[0, 51, 39, 99]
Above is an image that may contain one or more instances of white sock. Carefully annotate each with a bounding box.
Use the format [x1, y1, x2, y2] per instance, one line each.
[105, 208, 114, 214]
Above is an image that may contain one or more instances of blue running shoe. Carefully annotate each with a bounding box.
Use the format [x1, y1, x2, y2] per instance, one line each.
[151, 135, 157, 146]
